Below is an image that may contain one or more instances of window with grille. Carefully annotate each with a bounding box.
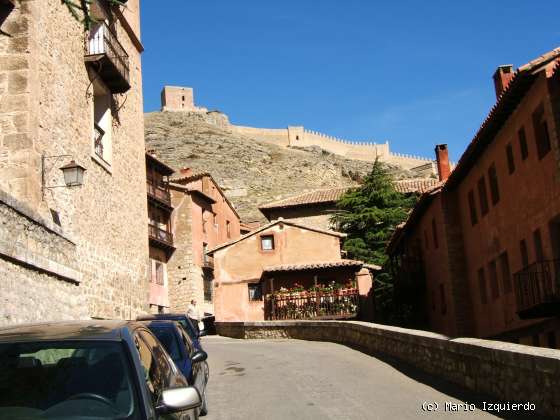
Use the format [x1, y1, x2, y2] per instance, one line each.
[204, 276, 213, 302]
[260, 235, 274, 251]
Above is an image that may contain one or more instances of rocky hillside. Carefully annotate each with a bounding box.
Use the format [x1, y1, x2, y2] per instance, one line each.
[145, 111, 422, 222]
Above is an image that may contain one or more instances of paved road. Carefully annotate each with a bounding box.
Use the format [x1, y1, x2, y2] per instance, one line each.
[201, 336, 538, 420]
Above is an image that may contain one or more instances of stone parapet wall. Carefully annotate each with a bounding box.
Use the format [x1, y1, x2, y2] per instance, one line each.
[216, 320, 560, 417]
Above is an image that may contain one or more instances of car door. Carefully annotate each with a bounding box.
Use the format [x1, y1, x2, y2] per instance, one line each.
[134, 329, 195, 420]
[178, 327, 207, 395]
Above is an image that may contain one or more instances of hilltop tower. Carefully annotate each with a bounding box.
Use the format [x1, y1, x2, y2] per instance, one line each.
[161, 86, 208, 112]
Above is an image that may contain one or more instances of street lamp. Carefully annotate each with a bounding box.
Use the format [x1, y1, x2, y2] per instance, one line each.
[41, 154, 87, 199]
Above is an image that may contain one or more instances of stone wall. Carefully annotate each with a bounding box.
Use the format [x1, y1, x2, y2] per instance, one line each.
[0, 0, 150, 324]
[216, 320, 560, 417]
[0, 188, 88, 324]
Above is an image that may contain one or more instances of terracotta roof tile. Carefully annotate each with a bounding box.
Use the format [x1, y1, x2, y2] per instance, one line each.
[259, 187, 351, 210]
[263, 259, 364, 273]
[393, 178, 442, 194]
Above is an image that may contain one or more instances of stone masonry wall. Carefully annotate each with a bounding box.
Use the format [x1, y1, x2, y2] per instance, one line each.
[0, 0, 150, 323]
[216, 320, 560, 418]
[0, 189, 87, 325]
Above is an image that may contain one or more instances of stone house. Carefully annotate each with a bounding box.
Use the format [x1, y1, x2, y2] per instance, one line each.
[258, 180, 441, 231]
[166, 169, 241, 315]
[0, 0, 149, 324]
[207, 219, 373, 322]
[146, 152, 175, 314]
[387, 47, 560, 348]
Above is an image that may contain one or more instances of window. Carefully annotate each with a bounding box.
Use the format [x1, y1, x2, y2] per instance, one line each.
[439, 284, 446, 315]
[520, 239, 529, 268]
[154, 261, 164, 285]
[431, 218, 439, 249]
[261, 235, 274, 251]
[204, 276, 213, 302]
[468, 190, 478, 226]
[226, 220, 231, 239]
[488, 163, 500, 205]
[499, 252, 512, 293]
[506, 143, 515, 174]
[533, 103, 551, 160]
[478, 267, 488, 304]
[533, 229, 544, 261]
[547, 331, 557, 349]
[518, 126, 529, 160]
[477, 177, 489, 216]
[135, 331, 172, 403]
[488, 260, 499, 300]
[424, 229, 429, 250]
[93, 92, 112, 164]
[249, 283, 263, 301]
[202, 243, 209, 264]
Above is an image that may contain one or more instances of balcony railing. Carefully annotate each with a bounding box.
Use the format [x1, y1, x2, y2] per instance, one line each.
[265, 289, 359, 321]
[202, 255, 214, 270]
[147, 180, 171, 206]
[514, 259, 560, 319]
[85, 22, 130, 93]
[148, 224, 174, 247]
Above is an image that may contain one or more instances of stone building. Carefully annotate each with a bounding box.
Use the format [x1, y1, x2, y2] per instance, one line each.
[167, 169, 241, 315]
[207, 219, 373, 322]
[388, 47, 560, 348]
[259, 180, 441, 231]
[146, 153, 175, 314]
[0, 0, 149, 324]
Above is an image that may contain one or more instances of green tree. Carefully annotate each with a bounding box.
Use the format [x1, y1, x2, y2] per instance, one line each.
[332, 160, 419, 325]
[62, 0, 125, 30]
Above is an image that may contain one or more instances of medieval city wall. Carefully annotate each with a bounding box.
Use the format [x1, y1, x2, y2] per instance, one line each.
[230, 125, 290, 147]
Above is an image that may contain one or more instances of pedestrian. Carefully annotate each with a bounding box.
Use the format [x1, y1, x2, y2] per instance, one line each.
[187, 299, 203, 334]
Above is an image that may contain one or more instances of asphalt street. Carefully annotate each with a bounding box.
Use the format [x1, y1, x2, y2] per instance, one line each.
[200, 336, 533, 420]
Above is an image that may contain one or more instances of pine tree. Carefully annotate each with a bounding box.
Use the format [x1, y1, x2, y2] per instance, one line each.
[332, 160, 419, 325]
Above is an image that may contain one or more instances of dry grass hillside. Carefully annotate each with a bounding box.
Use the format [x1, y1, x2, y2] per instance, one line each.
[145, 111, 423, 222]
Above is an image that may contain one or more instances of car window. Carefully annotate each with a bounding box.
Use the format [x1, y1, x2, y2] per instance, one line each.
[0, 341, 137, 419]
[135, 330, 174, 403]
[147, 325, 182, 362]
[177, 318, 197, 340]
[179, 328, 195, 356]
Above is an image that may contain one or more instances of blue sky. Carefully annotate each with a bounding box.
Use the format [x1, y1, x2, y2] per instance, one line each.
[140, 1, 559, 161]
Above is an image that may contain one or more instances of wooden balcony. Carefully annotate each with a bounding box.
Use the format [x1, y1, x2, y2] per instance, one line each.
[84, 22, 130, 94]
[148, 224, 175, 252]
[147, 180, 172, 207]
[514, 259, 560, 319]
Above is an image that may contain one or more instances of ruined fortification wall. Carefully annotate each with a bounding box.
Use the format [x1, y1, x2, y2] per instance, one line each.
[231, 125, 290, 147]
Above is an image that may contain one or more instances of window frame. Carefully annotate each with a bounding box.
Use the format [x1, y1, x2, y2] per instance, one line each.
[518, 126, 529, 160]
[248, 283, 263, 301]
[260, 234, 275, 251]
[533, 103, 551, 160]
[477, 176, 489, 216]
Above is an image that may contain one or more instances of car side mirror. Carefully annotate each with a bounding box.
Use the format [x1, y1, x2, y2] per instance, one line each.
[198, 329, 208, 337]
[191, 350, 208, 364]
[156, 386, 201, 415]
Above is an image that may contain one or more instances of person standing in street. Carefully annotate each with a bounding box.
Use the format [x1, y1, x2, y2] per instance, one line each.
[187, 299, 203, 334]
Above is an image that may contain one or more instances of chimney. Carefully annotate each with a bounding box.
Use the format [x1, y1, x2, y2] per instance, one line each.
[435, 144, 451, 182]
[492, 65, 514, 99]
[180, 167, 192, 176]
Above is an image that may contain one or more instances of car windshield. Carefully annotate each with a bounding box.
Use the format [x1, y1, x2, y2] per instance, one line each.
[147, 325, 182, 362]
[0, 341, 139, 420]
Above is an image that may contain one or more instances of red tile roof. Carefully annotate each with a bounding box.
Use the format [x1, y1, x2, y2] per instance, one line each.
[394, 178, 442, 194]
[259, 187, 351, 210]
[263, 259, 364, 273]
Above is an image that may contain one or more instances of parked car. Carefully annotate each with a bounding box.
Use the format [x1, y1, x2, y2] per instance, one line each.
[141, 320, 209, 416]
[0, 320, 202, 419]
[137, 314, 205, 351]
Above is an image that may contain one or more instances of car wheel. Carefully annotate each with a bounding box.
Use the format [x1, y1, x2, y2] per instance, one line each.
[200, 388, 208, 416]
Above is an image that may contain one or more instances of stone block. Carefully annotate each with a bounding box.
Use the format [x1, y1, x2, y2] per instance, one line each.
[0, 94, 27, 112]
[0, 56, 28, 71]
[3, 133, 31, 150]
[8, 71, 28, 94]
